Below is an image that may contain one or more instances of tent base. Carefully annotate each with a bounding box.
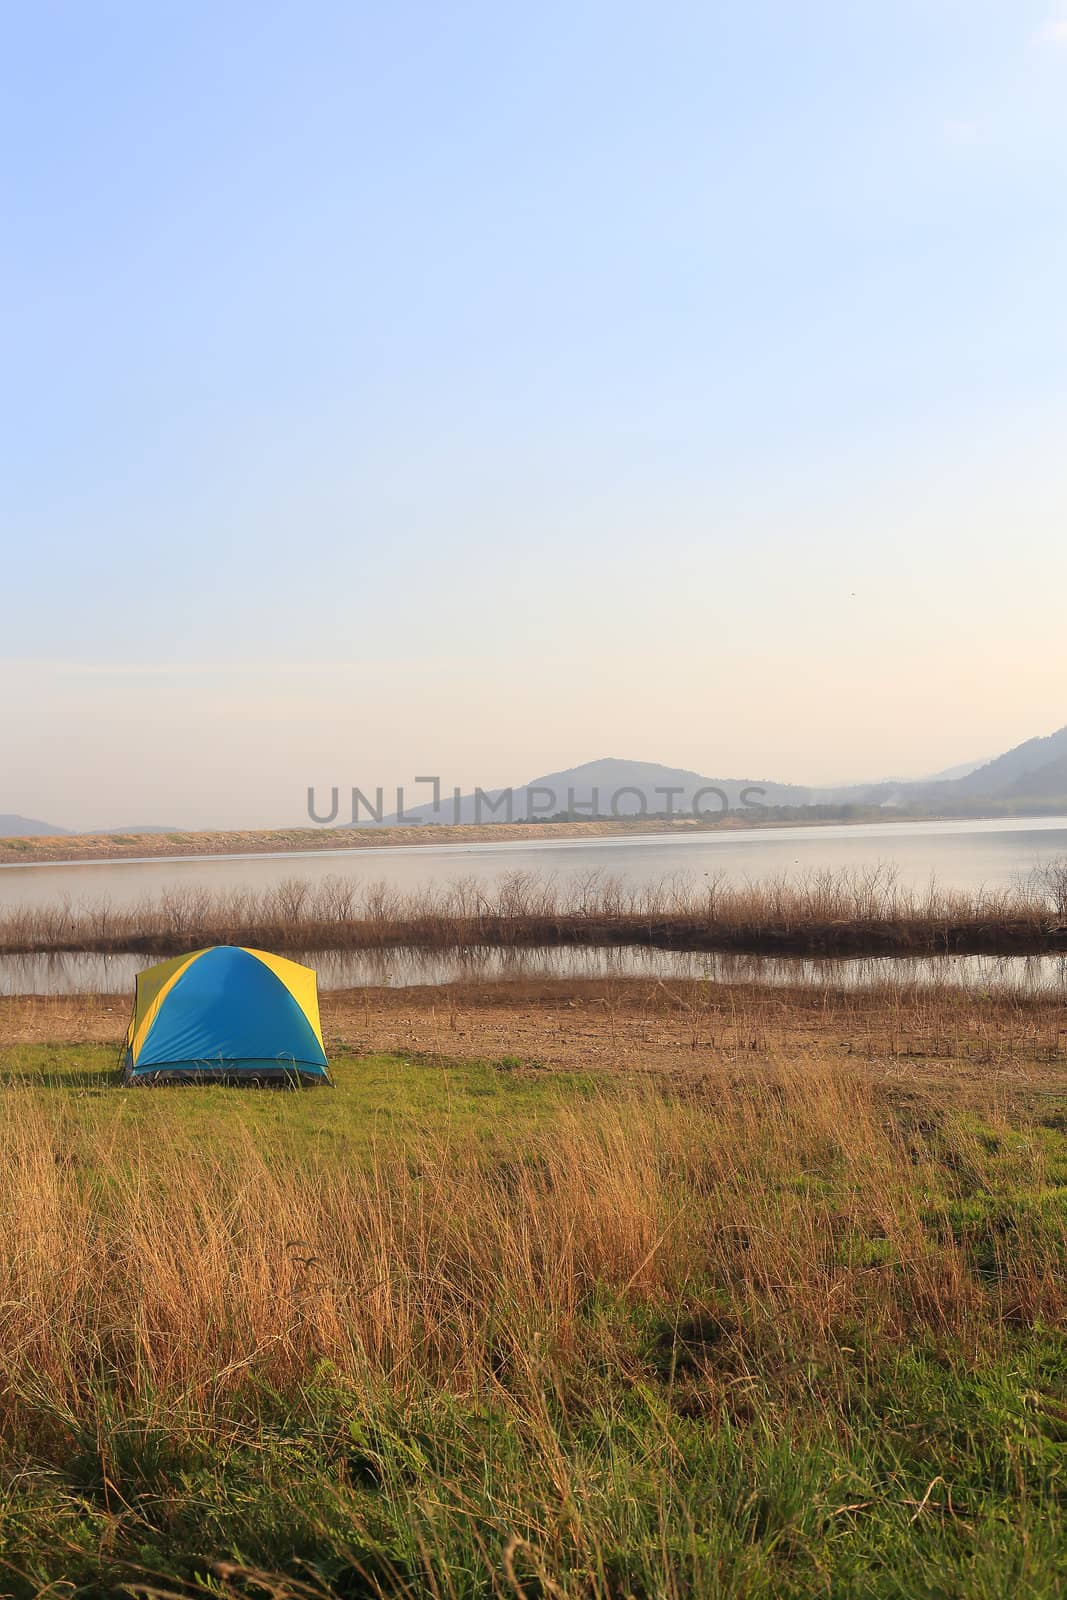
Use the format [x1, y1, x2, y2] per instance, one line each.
[121, 1052, 330, 1087]
[125, 1073, 329, 1087]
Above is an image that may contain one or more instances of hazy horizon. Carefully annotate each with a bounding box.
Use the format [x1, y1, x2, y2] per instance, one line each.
[2, 722, 1058, 833]
[5, 3, 1067, 829]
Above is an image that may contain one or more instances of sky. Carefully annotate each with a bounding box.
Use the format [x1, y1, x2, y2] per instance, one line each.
[3, 1, 1066, 828]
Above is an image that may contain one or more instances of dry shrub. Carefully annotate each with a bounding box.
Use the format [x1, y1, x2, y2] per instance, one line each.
[2, 863, 1067, 959]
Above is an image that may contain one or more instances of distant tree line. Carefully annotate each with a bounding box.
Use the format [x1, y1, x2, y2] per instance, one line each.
[512, 797, 1067, 825]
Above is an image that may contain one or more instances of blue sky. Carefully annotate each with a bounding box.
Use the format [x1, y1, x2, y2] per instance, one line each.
[3, 2, 1066, 825]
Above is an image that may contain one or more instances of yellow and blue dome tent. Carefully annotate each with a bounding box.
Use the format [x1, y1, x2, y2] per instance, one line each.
[122, 946, 330, 1084]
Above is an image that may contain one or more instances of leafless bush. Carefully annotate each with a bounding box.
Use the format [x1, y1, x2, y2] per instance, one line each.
[0, 866, 1062, 959]
[1035, 858, 1067, 920]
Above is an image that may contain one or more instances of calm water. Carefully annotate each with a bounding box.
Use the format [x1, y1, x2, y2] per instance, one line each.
[1, 816, 1066, 913]
[3, 946, 1066, 997]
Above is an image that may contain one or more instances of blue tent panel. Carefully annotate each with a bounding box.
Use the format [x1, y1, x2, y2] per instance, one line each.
[130, 946, 328, 1079]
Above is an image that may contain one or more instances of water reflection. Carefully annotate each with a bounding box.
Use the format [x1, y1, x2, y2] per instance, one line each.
[3, 946, 1067, 997]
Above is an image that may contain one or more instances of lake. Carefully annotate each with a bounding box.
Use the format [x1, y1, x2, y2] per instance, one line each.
[1, 816, 1065, 913]
[3, 946, 1067, 998]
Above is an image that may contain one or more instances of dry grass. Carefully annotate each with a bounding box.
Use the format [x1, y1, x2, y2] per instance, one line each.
[0, 818, 678, 866]
[4, 862, 1067, 959]
[3, 967, 1067, 1414]
[1, 1054, 1062, 1423]
[1, 983, 1066, 1594]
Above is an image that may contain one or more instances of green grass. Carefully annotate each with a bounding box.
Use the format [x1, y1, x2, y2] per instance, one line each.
[1, 1339, 1065, 1598]
[0, 1048, 1064, 1597]
[0, 1045, 596, 1156]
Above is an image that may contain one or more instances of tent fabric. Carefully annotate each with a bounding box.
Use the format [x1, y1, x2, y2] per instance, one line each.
[122, 946, 329, 1082]
[128, 949, 202, 1060]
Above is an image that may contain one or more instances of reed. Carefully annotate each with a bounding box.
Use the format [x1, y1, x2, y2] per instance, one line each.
[3, 862, 1067, 959]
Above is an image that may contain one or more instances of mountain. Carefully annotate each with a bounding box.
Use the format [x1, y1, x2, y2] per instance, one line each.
[922, 757, 988, 782]
[949, 725, 1067, 797]
[96, 824, 181, 835]
[820, 724, 1067, 813]
[9, 725, 1067, 839]
[0, 814, 68, 837]
[1002, 752, 1067, 799]
[0, 817, 179, 839]
[373, 725, 1067, 826]
[379, 758, 812, 825]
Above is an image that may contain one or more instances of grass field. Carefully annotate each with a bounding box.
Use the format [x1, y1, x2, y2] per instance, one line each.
[1, 983, 1066, 1598]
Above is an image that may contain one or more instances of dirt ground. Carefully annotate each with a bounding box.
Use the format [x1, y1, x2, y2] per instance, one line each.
[5, 978, 1066, 1109]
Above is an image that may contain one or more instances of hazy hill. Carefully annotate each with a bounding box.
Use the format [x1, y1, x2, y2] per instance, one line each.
[8, 725, 1066, 839]
[1002, 752, 1067, 799]
[0, 817, 178, 839]
[949, 725, 1067, 797]
[97, 824, 181, 835]
[381, 758, 811, 825]
[922, 757, 988, 782]
[378, 727, 1067, 826]
[0, 815, 68, 837]
[823, 724, 1067, 812]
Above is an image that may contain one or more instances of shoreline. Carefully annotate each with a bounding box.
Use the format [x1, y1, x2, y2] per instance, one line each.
[3, 809, 1066, 869]
[1, 817, 728, 867]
